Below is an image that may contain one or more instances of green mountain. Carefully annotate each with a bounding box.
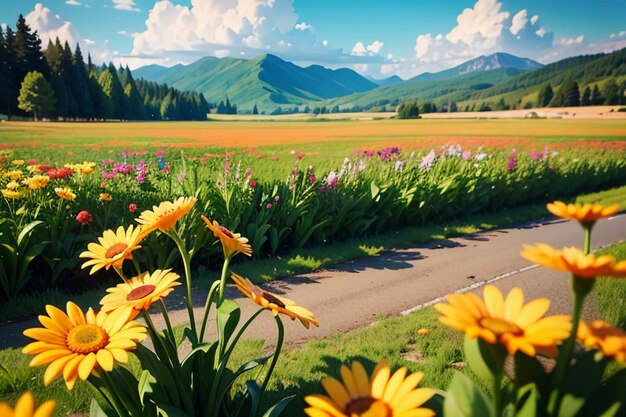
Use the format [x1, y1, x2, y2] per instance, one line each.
[133, 54, 377, 112]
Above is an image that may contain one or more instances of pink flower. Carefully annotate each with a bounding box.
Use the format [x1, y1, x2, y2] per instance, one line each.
[296, 152, 305, 160]
[549, 166, 555, 172]
[76, 210, 93, 225]
[128, 203, 137, 213]
[310, 174, 316, 183]
[154, 150, 164, 157]
[274, 195, 280, 202]
[266, 203, 272, 209]
[249, 180, 257, 188]
[320, 185, 327, 192]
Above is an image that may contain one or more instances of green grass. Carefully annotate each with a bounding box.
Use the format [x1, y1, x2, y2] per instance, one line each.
[594, 242, 626, 328]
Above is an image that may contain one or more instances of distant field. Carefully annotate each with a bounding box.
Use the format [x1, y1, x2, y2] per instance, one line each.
[1, 118, 625, 152]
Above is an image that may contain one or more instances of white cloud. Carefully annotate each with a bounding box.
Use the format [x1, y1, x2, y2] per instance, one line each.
[510, 10, 528, 35]
[295, 22, 312, 31]
[414, 33, 431, 58]
[608, 30, 626, 39]
[367, 40, 384, 54]
[351, 40, 384, 56]
[25, 3, 81, 47]
[84, 38, 96, 45]
[557, 35, 584, 46]
[65, 0, 82, 6]
[446, 0, 510, 50]
[530, 15, 539, 25]
[117, 30, 138, 38]
[322, 39, 328, 46]
[536, 28, 546, 38]
[351, 41, 367, 56]
[113, 0, 140, 12]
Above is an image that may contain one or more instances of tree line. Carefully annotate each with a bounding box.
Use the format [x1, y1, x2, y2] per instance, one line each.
[1, 14, 209, 121]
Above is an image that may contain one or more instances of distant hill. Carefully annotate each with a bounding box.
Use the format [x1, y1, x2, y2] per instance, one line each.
[370, 75, 404, 87]
[133, 54, 377, 112]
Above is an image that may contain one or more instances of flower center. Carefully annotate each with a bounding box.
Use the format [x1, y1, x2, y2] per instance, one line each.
[67, 324, 109, 354]
[105, 242, 128, 259]
[126, 284, 156, 301]
[219, 226, 235, 238]
[346, 398, 391, 417]
[480, 317, 523, 336]
[262, 291, 286, 308]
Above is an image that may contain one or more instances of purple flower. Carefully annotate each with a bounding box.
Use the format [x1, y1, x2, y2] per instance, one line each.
[507, 148, 517, 172]
[419, 150, 436, 171]
[395, 160, 404, 172]
[530, 150, 540, 161]
[177, 173, 185, 184]
[462, 150, 472, 161]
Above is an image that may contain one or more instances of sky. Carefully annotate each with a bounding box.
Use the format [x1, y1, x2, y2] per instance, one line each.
[1, 0, 625, 79]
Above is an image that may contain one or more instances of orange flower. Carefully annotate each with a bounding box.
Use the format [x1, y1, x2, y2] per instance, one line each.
[100, 269, 181, 312]
[55, 187, 76, 201]
[79, 225, 143, 274]
[201, 215, 252, 258]
[521, 243, 626, 279]
[0, 392, 55, 417]
[231, 273, 318, 329]
[578, 320, 626, 363]
[547, 201, 619, 222]
[136, 197, 196, 234]
[100, 193, 112, 202]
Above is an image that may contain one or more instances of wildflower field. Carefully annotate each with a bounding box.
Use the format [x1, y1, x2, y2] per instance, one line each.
[1, 118, 626, 417]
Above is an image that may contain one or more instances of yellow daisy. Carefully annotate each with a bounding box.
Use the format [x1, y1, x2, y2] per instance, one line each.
[2, 189, 23, 199]
[434, 285, 571, 356]
[305, 359, 435, 417]
[3, 170, 23, 181]
[577, 320, 626, 363]
[547, 201, 620, 223]
[201, 215, 252, 258]
[22, 302, 146, 389]
[6, 180, 20, 190]
[231, 273, 318, 329]
[79, 225, 143, 274]
[100, 269, 181, 312]
[55, 187, 76, 201]
[99, 193, 112, 202]
[136, 196, 196, 234]
[521, 243, 626, 279]
[23, 175, 50, 190]
[0, 392, 55, 417]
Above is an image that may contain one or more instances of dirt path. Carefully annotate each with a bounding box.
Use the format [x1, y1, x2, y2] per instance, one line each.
[1, 214, 624, 350]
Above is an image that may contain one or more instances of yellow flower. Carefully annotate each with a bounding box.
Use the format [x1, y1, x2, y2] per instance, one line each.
[521, 243, 626, 279]
[55, 187, 76, 201]
[3, 170, 23, 181]
[434, 285, 571, 356]
[79, 225, 143, 274]
[0, 392, 55, 417]
[547, 201, 620, 223]
[6, 180, 20, 190]
[578, 320, 626, 363]
[100, 269, 181, 312]
[80, 162, 96, 175]
[232, 273, 318, 329]
[304, 359, 434, 417]
[2, 189, 23, 199]
[201, 215, 252, 258]
[100, 193, 112, 202]
[136, 197, 196, 234]
[12, 159, 25, 165]
[22, 302, 146, 389]
[23, 175, 50, 190]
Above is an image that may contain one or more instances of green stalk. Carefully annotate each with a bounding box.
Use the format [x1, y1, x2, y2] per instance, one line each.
[159, 299, 177, 347]
[199, 280, 220, 343]
[493, 371, 503, 417]
[217, 256, 231, 306]
[259, 317, 284, 404]
[101, 372, 135, 417]
[583, 226, 592, 255]
[167, 229, 196, 338]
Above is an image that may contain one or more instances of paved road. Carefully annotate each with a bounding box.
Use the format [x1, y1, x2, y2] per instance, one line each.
[1, 214, 624, 350]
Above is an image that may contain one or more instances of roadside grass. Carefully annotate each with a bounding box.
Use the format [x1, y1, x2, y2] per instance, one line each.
[2, 224, 625, 416]
[3, 185, 626, 325]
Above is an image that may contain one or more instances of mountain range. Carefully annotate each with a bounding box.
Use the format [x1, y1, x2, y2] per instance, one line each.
[133, 49, 626, 113]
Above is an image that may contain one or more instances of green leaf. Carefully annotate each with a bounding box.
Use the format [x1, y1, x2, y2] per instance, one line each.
[514, 352, 549, 393]
[515, 383, 541, 417]
[464, 337, 506, 383]
[443, 372, 494, 417]
[260, 395, 295, 417]
[573, 367, 626, 417]
[16, 220, 43, 247]
[557, 349, 608, 417]
[89, 399, 114, 417]
[156, 404, 191, 417]
[217, 299, 241, 347]
[370, 182, 380, 199]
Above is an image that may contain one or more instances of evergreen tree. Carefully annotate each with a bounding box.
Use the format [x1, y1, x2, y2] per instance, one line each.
[2, 27, 19, 115]
[14, 14, 47, 77]
[397, 102, 419, 119]
[562, 81, 580, 106]
[217, 100, 226, 114]
[18, 71, 56, 120]
[73, 44, 95, 119]
[619, 82, 626, 105]
[602, 79, 619, 105]
[97, 70, 115, 119]
[591, 84, 603, 105]
[580, 86, 591, 106]
[252, 104, 258, 115]
[536, 84, 554, 107]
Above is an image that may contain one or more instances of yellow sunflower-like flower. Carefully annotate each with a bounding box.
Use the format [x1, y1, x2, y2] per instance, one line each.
[201, 215, 252, 258]
[578, 320, 626, 363]
[22, 302, 147, 389]
[55, 187, 76, 201]
[99, 193, 112, 202]
[79, 162, 96, 175]
[0, 392, 55, 417]
[12, 159, 25, 166]
[4, 170, 23, 181]
[434, 285, 571, 356]
[231, 273, 318, 329]
[136, 196, 196, 234]
[23, 175, 50, 190]
[547, 201, 620, 223]
[305, 359, 434, 417]
[521, 243, 626, 279]
[2, 189, 23, 199]
[6, 180, 20, 190]
[79, 225, 143, 274]
[100, 269, 181, 312]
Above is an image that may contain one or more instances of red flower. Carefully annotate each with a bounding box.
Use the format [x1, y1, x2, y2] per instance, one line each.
[48, 167, 73, 179]
[28, 159, 38, 165]
[266, 203, 272, 209]
[76, 210, 93, 225]
[249, 180, 257, 188]
[549, 166, 555, 172]
[129, 203, 137, 213]
[274, 195, 280, 202]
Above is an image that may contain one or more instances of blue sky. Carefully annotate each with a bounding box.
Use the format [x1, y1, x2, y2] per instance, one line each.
[2, 0, 625, 78]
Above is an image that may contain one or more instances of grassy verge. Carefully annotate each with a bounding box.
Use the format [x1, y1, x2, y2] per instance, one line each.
[6, 240, 624, 416]
[3, 185, 626, 324]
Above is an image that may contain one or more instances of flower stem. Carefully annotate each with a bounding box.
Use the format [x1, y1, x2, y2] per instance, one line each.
[159, 299, 177, 346]
[583, 226, 592, 255]
[259, 317, 284, 402]
[199, 280, 220, 343]
[167, 229, 196, 339]
[217, 256, 231, 306]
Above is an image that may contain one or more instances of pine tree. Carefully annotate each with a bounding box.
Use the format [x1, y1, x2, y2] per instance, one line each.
[73, 44, 95, 119]
[537, 84, 554, 107]
[562, 81, 580, 107]
[252, 104, 258, 115]
[580, 86, 591, 106]
[97, 70, 115, 119]
[18, 71, 56, 120]
[591, 85, 603, 105]
[14, 15, 47, 77]
[602, 79, 619, 105]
